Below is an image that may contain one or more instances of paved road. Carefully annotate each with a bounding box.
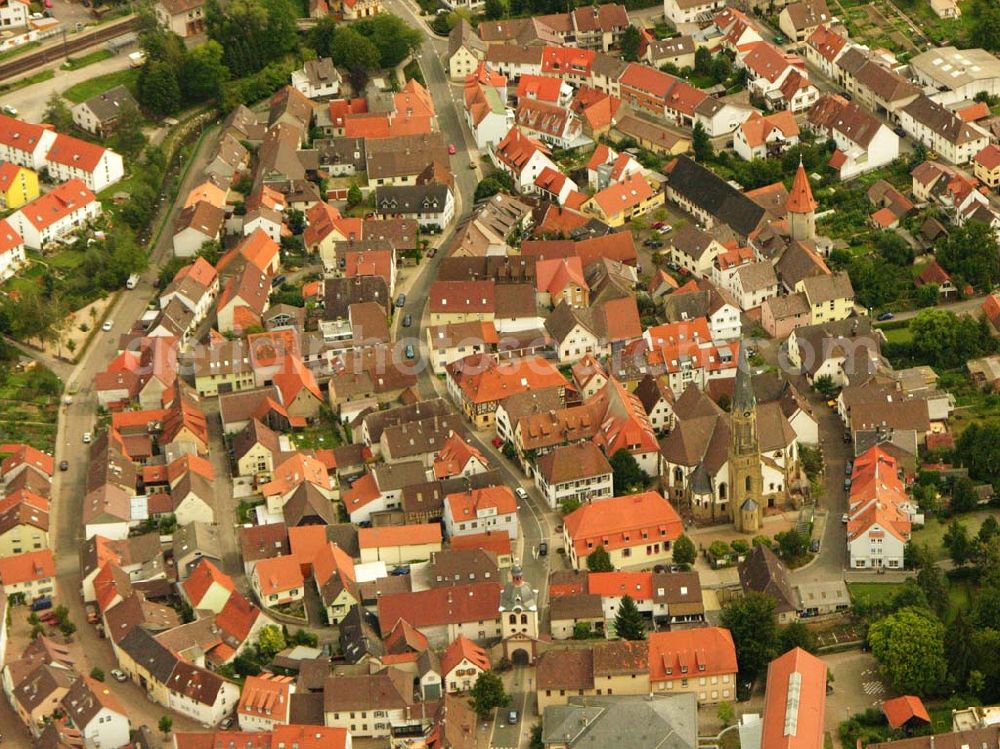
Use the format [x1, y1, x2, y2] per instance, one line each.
[5, 52, 132, 123]
[880, 294, 987, 322]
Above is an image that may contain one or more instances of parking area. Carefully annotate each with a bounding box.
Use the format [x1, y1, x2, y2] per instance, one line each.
[822, 650, 885, 735]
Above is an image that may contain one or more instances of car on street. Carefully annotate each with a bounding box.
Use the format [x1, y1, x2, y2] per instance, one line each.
[514, 487, 528, 501]
[59, 460, 68, 471]
[82, 432, 92, 444]
[841, 513, 849, 523]
[643, 239, 663, 249]
[220, 717, 234, 730]
[826, 399, 836, 407]
[507, 710, 519, 724]
[809, 539, 820, 553]
[1, 105, 17, 117]
[110, 669, 128, 682]
[893, 126, 906, 137]
[402, 314, 412, 327]
[271, 274, 286, 287]
[658, 225, 673, 234]
[667, 261, 680, 271]
[395, 294, 406, 308]
[877, 311, 894, 321]
[404, 344, 415, 360]
[491, 437, 503, 448]
[44, 0, 52, 7]
[843, 478, 851, 491]
[426, 247, 436, 258]
[101, 320, 113, 332]
[539, 542, 548, 556]
[448, 144, 457, 155]
[845, 461, 853, 476]
[651, 222, 665, 229]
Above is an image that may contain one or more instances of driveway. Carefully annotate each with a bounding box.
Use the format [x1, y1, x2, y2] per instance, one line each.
[822, 650, 886, 747]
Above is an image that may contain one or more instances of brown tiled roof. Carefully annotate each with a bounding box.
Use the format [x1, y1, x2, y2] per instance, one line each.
[536, 648, 594, 690]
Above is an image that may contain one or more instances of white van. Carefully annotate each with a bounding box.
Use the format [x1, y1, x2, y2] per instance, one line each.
[126, 273, 139, 289]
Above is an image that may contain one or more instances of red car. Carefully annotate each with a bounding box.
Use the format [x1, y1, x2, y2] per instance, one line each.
[448, 144, 457, 155]
[491, 437, 503, 448]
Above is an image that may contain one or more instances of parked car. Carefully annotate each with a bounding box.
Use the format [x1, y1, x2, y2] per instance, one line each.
[809, 539, 820, 553]
[395, 293, 406, 308]
[110, 669, 128, 682]
[643, 239, 663, 249]
[59, 460, 68, 471]
[101, 320, 113, 332]
[658, 225, 673, 234]
[402, 314, 412, 328]
[391, 565, 410, 576]
[31, 597, 52, 611]
[404, 344, 415, 360]
[845, 461, 853, 476]
[271, 274, 287, 287]
[220, 717, 234, 730]
[841, 513, 849, 523]
[651, 221, 666, 230]
[539, 542, 548, 557]
[427, 247, 436, 258]
[514, 487, 528, 501]
[82, 432, 92, 444]
[843, 478, 851, 491]
[491, 437, 503, 448]
[448, 144, 457, 155]
[1, 105, 17, 117]
[877, 311, 894, 321]
[507, 710, 519, 725]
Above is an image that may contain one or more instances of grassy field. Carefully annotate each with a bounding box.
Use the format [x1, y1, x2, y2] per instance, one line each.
[62, 69, 137, 103]
[910, 512, 999, 562]
[847, 582, 905, 605]
[64, 48, 114, 71]
[0, 69, 54, 96]
[878, 324, 912, 344]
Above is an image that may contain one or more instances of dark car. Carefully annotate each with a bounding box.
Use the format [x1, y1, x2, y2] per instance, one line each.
[405, 344, 415, 360]
[271, 274, 286, 288]
[877, 311, 894, 321]
[809, 539, 820, 553]
[427, 247, 437, 258]
[643, 239, 664, 249]
[402, 314, 412, 328]
[395, 294, 406, 308]
[59, 460, 69, 471]
[539, 542, 548, 557]
[893, 126, 906, 137]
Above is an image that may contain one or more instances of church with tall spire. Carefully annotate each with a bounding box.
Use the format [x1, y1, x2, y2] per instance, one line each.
[728, 344, 764, 533]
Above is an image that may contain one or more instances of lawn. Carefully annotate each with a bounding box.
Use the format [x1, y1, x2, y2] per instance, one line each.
[847, 582, 905, 605]
[910, 512, 999, 562]
[62, 69, 137, 104]
[878, 323, 912, 344]
[0, 69, 54, 96]
[64, 48, 114, 71]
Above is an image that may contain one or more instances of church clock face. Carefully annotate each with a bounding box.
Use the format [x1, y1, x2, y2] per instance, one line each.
[743, 411, 751, 417]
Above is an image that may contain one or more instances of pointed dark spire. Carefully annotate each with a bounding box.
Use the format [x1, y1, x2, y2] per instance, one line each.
[733, 342, 755, 413]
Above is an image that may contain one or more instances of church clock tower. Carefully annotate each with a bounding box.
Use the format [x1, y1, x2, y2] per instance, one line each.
[729, 344, 763, 533]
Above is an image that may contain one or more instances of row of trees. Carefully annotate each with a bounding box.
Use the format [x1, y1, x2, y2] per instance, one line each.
[306, 15, 422, 90]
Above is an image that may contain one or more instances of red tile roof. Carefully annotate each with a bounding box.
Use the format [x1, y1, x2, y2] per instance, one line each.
[1, 443, 54, 477]
[787, 161, 817, 214]
[182, 559, 234, 606]
[975, 144, 1000, 171]
[0, 548, 54, 585]
[253, 555, 304, 596]
[761, 648, 827, 749]
[17, 179, 95, 230]
[441, 634, 491, 676]
[446, 486, 517, 520]
[589, 173, 656, 220]
[45, 133, 109, 172]
[647, 627, 737, 682]
[0, 219, 23, 256]
[588, 571, 653, 600]
[377, 582, 501, 629]
[882, 695, 930, 729]
[447, 354, 568, 405]
[449, 530, 512, 557]
[359, 523, 442, 549]
[563, 491, 682, 557]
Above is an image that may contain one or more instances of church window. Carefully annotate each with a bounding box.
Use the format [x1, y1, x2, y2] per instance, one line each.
[718, 483, 727, 499]
[745, 476, 751, 492]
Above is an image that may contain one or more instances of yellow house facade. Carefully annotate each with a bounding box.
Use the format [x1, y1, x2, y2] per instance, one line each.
[0, 165, 40, 210]
[796, 272, 855, 326]
[0, 524, 48, 557]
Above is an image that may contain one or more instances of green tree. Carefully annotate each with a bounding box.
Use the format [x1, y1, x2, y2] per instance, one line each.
[915, 283, 939, 308]
[347, 181, 363, 208]
[937, 222, 1000, 290]
[916, 564, 949, 618]
[530, 722, 544, 749]
[955, 421, 1000, 486]
[560, 497, 582, 515]
[779, 621, 818, 654]
[946, 612, 976, 690]
[484, 0, 504, 19]
[692, 121, 713, 162]
[0, 287, 63, 344]
[234, 653, 262, 676]
[258, 624, 286, 658]
[848, 254, 903, 310]
[587, 545, 614, 572]
[43, 93, 74, 132]
[138, 60, 181, 116]
[613, 594, 646, 641]
[470, 670, 509, 718]
[775, 529, 809, 562]
[909, 308, 994, 369]
[672, 534, 696, 567]
[868, 607, 947, 697]
[355, 15, 423, 68]
[181, 40, 231, 102]
[717, 701, 735, 726]
[610, 449, 646, 494]
[951, 476, 978, 513]
[971, 0, 1000, 52]
[572, 622, 593, 639]
[159, 715, 173, 735]
[621, 25, 641, 62]
[328, 27, 381, 72]
[812, 375, 837, 399]
[943, 518, 973, 566]
[720, 592, 778, 680]
[108, 101, 147, 160]
[90, 667, 105, 681]
[306, 15, 338, 57]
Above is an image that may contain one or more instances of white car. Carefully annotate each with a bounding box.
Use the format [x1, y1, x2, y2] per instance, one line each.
[110, 669, 128, 682]
[101, 320, 113, 332]
[82, 432, 92, 444]
[841, 513, 848, 524]
[514, 487, 528, 501]
[1, 105, 17, 117]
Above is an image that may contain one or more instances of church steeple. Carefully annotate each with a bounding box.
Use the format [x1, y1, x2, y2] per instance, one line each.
[787, 159, 817, 241]
[733, 342, 756, 414]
